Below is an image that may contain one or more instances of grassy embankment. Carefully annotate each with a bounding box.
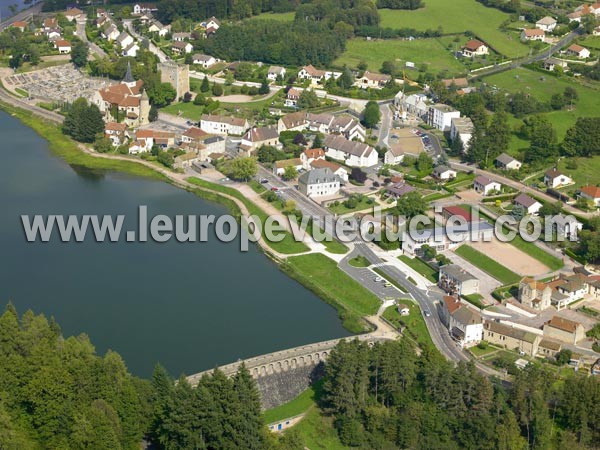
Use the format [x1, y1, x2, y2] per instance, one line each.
[382, 301, 435, 352]
[398, 255, 438, 283]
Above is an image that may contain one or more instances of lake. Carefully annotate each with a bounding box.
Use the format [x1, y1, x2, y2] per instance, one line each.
[0, 110, 349, 377]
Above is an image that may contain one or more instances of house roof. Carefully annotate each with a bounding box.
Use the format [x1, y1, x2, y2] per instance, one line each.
[55, 39, 71, 47]
[580, 185, 600, 199]
[568, 44, 588, 53]
[514, 193, 540, 209]
[496, 152, 518, 165]
[545, 316, 581, 333]
[275, 158, 302, 169]
[323, 134, 374, 159]
[243, 127, 279, 142]
[545, 168, 564, 179]
[299, 167, 339, 185]
[268, 65, 285, 75]
[441, 264, 477, 283]
[105, 122, 126, 132]
[192, 54, 213, 62]
[443, 296, 462, 314]
[98, 80, 144, 107]
[172, 41, 191, 49]
[182, 126, 208, 140]
[386, 182, 415, 197]
[310, 159, 344, 173]
[463, 39, 486, 51]
[280, 111, 307, 129]
[539, 339, 562, 351]
[207, 16, 221, 26]
[303, 148, 325, 159]
[433, 165, 454, 175]
[65, 7, 83, 16]
[521, 276, 548, 292]
[452, 306, 482, 326]
[301, 64, 326, 77]
[523, 28, 545, 37]
[484, 322, 538, 343]
[287, 88, 301, 99]
[537, 16, 557, 25]
[442, 205, 472, 222]
[12, 21, 27, 28]
[361, 71, 391, 83]
[474, 175, 499, 186]
[173, 32, 191, 39]
[442, 77, 469, 88]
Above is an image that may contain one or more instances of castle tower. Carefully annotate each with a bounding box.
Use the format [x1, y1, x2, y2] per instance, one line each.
[139, 89, 150, 125]
[158, 61, 190, 100]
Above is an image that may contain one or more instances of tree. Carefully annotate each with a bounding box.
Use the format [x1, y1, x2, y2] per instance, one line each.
[258, 78, 270, 95]
[484, 110, 510, 165]
[71, 39, 88, 68]
[212, 82, 223, 97]
[562, 117, 600, 157]
[380, 60, 397, 76]
[512, 204, 525, 220]
[312, 133, 324, 149]
[282, 165, 298, 181]
[362, 101, 381, 129]
[183, 92, 193, 103]
[297, 90, 320, 109]
[522, 115, 558, 163]
[421, 244, 437, 261]
[63, 98, 105, 143]
[350, 167, 367, 184]
[148, 83, 177, 107]
[149, 105, 159, 122]
[200, 76, 210, 92]
[395, 191, 427, 218]
[416, 152, 433, 173]
[93, 136, 113, 153]
[223, 157, 257, 181]
[338, 68, 354, 90]
[555, 349, 572, 365]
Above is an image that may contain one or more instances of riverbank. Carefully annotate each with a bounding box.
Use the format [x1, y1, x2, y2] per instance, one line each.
[0, 99, 373, 335]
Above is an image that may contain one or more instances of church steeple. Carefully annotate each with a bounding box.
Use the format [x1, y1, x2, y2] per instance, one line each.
[123, 61, 135, 86]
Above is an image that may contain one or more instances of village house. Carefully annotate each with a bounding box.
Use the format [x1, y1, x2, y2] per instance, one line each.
[122, 42, 140, 57]
[566, 44, 591, 59]
[181, 126, 208, 144]
[133, 3, 158, 15]
[427, 104, 460, 131]
[450, 116, 474, 151]
[402, 222, 495, 256]
[300, 148, 325, 170]
[543, 316, 586, 345]
[297, 65, 341, 84]
[330, 116, 366, 142]
[273, 158, 303, 177]
[594, 26, 600, 36]
[173, 152, 201, 170]
[536, 16, 557, 32]
[432, 165, 457, 180]
[439, 264, 480, 296]
[267, 66, 286, 81]
[43, 17, 58, 31]
[440, 296, 483, 348]
[96, 15, 110, 29]
[128, 129, 175, 154]
[205, 16, 221, 30]
[441, 205, 473, 225]
[92, 64, 150, 127]
[548, 273, 590, 308]
[385, 182, 415, 200]
[394, 92, 429, 118]
[277, 111, 307, 133]
[543, 57, 568, 72]
[538, 339, 562, 358]
[148, 20, 169, 37]
[11, 21, 28, 32]
[579, 185, 600, 207]
[355, 71, 392, 89]
[54, 39, 71, 54]
[544, 168, 573, 188]
[298, 167, 341, 198]
[473, 175, 502, 196]
[514, 193, 542, 215]
[495, 153, 522, 170]
[519, 277, 553, 310]
[521, 28, 545, 41]
[102, 23, 120, 41]
[45, 28, 62, 40]
[461, 39, 489, 58]
[64, 8, 83, 22]
[310, 159, 349, 183]
[104, 122, 128, 147]
[171, 41, 193, 55]
[116, 32, 134, 50]
[323, 134, 378, 167]
[200, 114, 249, 135]
[483, 321, 541, 356]
[285, 88, 301, 108]
[239, 127, 280, 155]
[278, 112, 366, 141]
[192, 54, 217, 68]
[384, 146, 405, 165]
[442, 77, 469, 90]
[172, 32, 191, 42]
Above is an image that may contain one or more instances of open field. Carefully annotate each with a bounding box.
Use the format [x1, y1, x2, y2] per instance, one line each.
[334, 38, 467, 76]
[557, 155, 600, 192]
[455, 244, 521, 285]
[469, 240, 550, 276]
[378, 2, 530, 58]
[579, 35, 600, 50]
[481, 68, 600, 139]
[283, 254, 380, 333]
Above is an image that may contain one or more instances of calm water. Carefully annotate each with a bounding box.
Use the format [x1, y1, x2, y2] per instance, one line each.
[0, 110, 349, 377]
[0, 0, 29, 18]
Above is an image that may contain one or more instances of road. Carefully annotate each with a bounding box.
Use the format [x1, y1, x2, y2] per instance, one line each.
[123, 19, 167, 63]
[0, 1, 43, 31]
[376, 101, 393, 148]
[76, 15, 107, 58]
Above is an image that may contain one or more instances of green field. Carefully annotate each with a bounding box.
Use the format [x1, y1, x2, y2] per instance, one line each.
[398, 255, 438, 282]
[294, 407, 349, 450]
[334, 38, 467, 76]
[455, 245, 521, 285]
[557, 156, 600, 192]
[382, 302, 435, 352]
[580, 36, 600, 50]
[263, 381, 321, 424]
[349, 255, 371, 268]
[283, 254, 380, 333]
[482, 68, 600, 139]
[378, 3, 529, 58]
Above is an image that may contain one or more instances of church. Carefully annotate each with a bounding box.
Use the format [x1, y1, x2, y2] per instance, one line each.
[92, 63, 150, 127]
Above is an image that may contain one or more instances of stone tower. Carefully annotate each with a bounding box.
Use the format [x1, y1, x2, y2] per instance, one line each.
[139, 89, 150, 125]
[158, 61, 190, 100]
[123, 61, 137, 88]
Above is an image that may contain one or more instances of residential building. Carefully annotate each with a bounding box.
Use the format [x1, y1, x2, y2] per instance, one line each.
[323, 135, 378, 167]
[385, 182, 415, 200]
[116, 32, 134, 49]
[450, 116, 473, 151]
[310, 159, 348, 182]
[394, 92, 429, 118]
[240, 127, 280, 154]
[521, 28, 545, 41]
[384, 146, 405, 165]
[538, 339, 562, 358]
[543, 57, 568, 72]
[514, 193, 542, 215]
[432, 165, 457, 180]
[278, 112, 366, 141]
[158, 62, 190, 100]
[43, 17, 58, 30]
[64, 8, 83, 21]
[441, 296, 483, 347]
[174, 152, 200, 170]
[355, 71, 391, 89]
[483, 321, 541, 356]
[104, 122, 127, 147]
[55, 39, 71, 54]
[544, 168, 572, 188]
[200, 114, 249, 135]
[536, 16, 557, 32]
[579, 185, 600, 207]
[519, 277, 552, 310]
[473, 175, 502, 195]
[148, 20, 169, 37]
[442, 78, 469, 89]
[129, 129, 174, 154]
[441, 205, 472, 224]
[11, 21, 28, 32]
[300, 148, 325, 170]
[192, 54, 216, 68]
[402, 222, 494, 256]
[102, 23, 120, 41]
[285, 88, 301, 107]
[330, 116, 366, 142]
[205, 16, 221, 30]
[277, 111, 307, 133]
[181, 126, 208, 144]
[172, 32, 191, 42]
[122, 42, 140, 57]
[548, 214, 583, 241]
[543, 316, 585, 345]
[298, 168, 340, 198]
[133, 3, 158, 15]
[427, 104, 460, 131]
[462, 39, 489, 57]
[566, 44, 591, 59]
[495, 153, 522, 170]
[273, 158, 303, 177]
[439, 264, 480, 296]
[547, 273, 590, 307]
[171, 41, 193, 54]
[267, 66, 286, 81]
[297, 65, 341, 84]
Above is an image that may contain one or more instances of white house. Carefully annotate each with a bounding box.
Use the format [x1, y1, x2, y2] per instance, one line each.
[64, 8, 83, 21]
[273, 158, 303, 176]
[473, 175, 502, 195]
[298, 168, 340, 198]
[536, 16, 557, 32]
[133, 3, 157, 15]
[579, 185, 600, 207]
[54, 39, 71, 54]
[205, 16, 221, 30]
[521, 28, 545, 41]
[439, 265, 480, 296]
[116, 32, 134, 49]
[310, 159, 349, 183]
[402, 222, 495, 256]
[395, 92, 430, 118]
[427, 104, 460, 131]
[172, 32, 191, 42]
[171, 41, 193, 54]
[495, 153, 522, 170]
[432, 165, 457, 180]
[300, 148, 325, 170]
[285, 88, 301, 108]
[323, 134, 378, 167]
[104, 122, 127, 147]
[267, 66, 286, 81]
[544, 168, 572, 188]
[384, 146, 405, 165]
[200, 114, 249, 135]
[514, 193, 542, 215]
[355, 71, 391, 89]
[148, 20, 169, 37]
[297, 64, 341, 84]
[102, 23, 120, 41]
[192, 54, 217, 68]
[450, 116, 473, 152]
[462, 39, 489, 57]
[566, 44, 591, 59]
[122, 42, 140, 57]
[240, 127, 280, 154]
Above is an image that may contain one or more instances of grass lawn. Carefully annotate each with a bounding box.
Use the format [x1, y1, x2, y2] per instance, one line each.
[327, 195, 377, 214]
[378, 2, 529, 58]
[283, 254, 380, 333]
[557, 155, 600, 192]
[187, 177, 309, 255]
[455, 245, 521, 285]
[349, 255, 371, 268]
[322, 239, 349, 255]
[263, 380, 321, 424]
[161, 93, 278, 120]
[334, 37, 467, 76]
[469, 343, 499, 357]
[294, 407, 349, 450]
[382, 302, 435, 352]
[580, 35, 600, 50]
[462, 293, 485, 309]
[482, 67, 600, 139]
[161, 102, 205, 120]
[398, 255, 438, 282]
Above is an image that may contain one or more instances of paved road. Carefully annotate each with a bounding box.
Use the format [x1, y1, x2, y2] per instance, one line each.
[0, 2, 43, 30]
[376, 102, 393, 148]
[76, 15, 107, 58]
[123, 19, 167, 63]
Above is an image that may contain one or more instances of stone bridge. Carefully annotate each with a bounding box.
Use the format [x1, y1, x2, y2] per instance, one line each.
[186, 334, 391, 409]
